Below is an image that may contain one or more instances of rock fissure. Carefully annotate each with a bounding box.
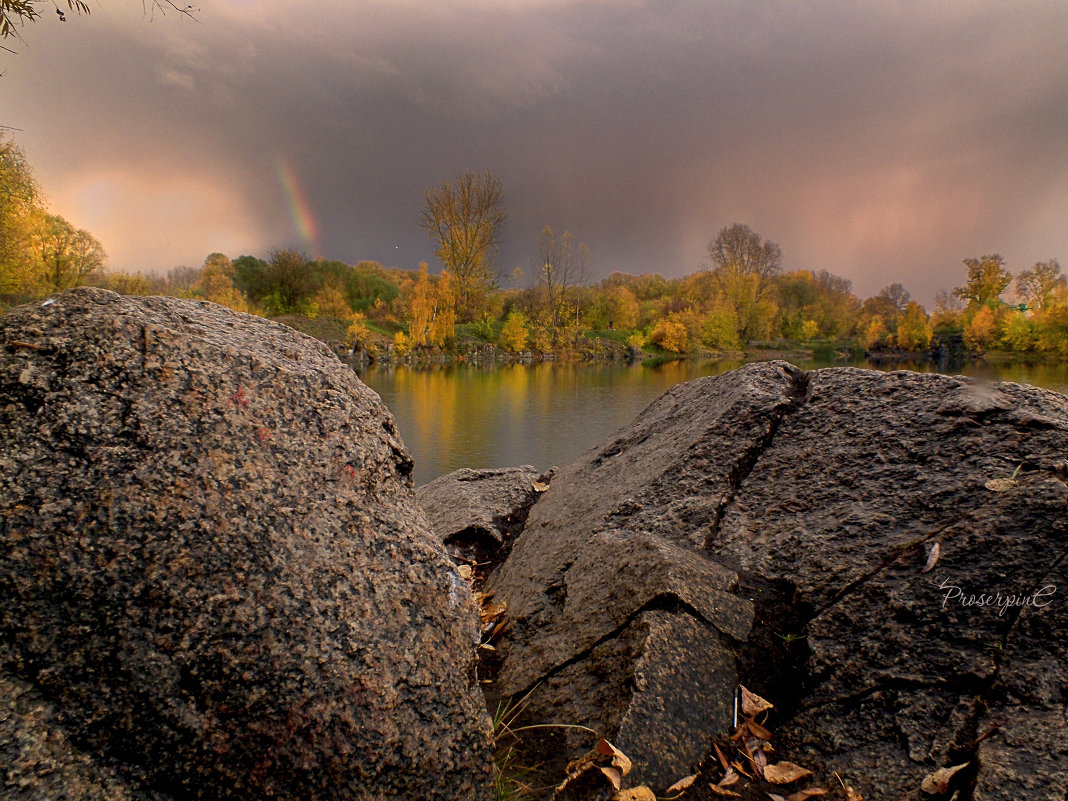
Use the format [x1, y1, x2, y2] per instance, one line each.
[702, 368, 810, 551]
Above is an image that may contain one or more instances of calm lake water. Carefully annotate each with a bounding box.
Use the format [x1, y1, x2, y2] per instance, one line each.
[354, 357, 1068, 487]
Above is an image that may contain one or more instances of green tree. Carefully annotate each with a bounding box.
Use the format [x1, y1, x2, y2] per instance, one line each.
[261, 249, 314, 314]
[420, 170, 505, 322]
[953, 254, 1012, 307]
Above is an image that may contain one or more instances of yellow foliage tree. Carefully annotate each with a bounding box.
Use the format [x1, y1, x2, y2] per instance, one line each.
[315, 277, 355, 320]
[896, 301, 933, 351]
[499, 310, 529, 352]
[963, 305, 998, 352]
[408, 262, 456, 347]
[649, 315, 690, 353]
[864, 316, 889, 349]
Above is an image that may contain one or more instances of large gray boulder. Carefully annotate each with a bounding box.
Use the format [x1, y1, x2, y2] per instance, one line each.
[0, 288, 494, 801]
[485, 361, 1068, 799]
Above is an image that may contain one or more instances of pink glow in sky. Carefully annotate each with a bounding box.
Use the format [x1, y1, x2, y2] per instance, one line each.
[3, 0, 1067, 305]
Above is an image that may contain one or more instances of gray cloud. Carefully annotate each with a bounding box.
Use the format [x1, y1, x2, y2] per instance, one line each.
[4, 0, 1067, 304]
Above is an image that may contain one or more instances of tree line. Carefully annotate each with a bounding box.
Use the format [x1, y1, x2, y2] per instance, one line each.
[3, 146, 1067, 359]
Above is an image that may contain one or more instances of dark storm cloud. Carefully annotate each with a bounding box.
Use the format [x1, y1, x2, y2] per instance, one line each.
[4, 0, 1067, 304]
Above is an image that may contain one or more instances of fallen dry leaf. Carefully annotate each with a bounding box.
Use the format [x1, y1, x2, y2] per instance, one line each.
[747, 718, 775, 740]
[985, 477, 1017, 492]
[457, 563, 474, 580]
[764, 761, 813, 785]
[532, 480, 549, 492]
[613, 788, 656, 801]
[719, 767, 739, 786]
[920, 762, 969, 794]
[596, 738, 633, 776]
[921, 541, 941, 573]
[713, 742, 729, 771]
[600, 766, 622, 790]
[768, 795, 787, 801]
[480, 601, 507, 624]
[709, 786, 741, 798]
[741, 685, 774, 717]
[665, 774, 696, 794]
[786, 789, 828, 801]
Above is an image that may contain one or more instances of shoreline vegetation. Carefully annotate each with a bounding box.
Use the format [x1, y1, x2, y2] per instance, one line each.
[5, 144, 1067, 367]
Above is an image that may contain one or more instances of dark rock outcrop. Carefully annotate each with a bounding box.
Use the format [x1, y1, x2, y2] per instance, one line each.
[0, 289, 494, 801]
[416, 465, 545, 573]
[476, 361, 1067, 799]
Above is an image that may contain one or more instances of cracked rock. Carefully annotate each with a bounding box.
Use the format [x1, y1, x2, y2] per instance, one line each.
[484, 362, 1068, 799]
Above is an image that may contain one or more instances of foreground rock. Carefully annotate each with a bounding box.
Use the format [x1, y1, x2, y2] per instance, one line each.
[471, 361, 1067, 800]
[0, 289, 494, 801]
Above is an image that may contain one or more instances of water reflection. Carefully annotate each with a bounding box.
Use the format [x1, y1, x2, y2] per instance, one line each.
[355, 358, 1068, 487]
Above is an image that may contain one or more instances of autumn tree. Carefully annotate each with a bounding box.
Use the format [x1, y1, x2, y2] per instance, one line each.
[707, 223, 781, 342]
[896, 301, 933, 351]
[30, 211, 106, 292]
[0, 136, 39, 294]
[876, 283, 911, 328]
[420, 170, 505, 322]
[407, 262, 456, 348]
[1015, 259, 1065, 311]
[499, 310, 529, 352]
[953, 254, 1012, 307]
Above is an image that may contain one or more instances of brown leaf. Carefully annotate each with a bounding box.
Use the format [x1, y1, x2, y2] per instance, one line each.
[596, 738, 633, 776]
[456, 563, 474, 580]
[747, 718, 775, 740]
[713, 742, 729, 771]
[985, 477, 1017, 492]
[666, 774, 697, 794]
[786, 789, 828, 801]
[709, 786, 741, 798]
[921, 542, 940, 573]
[719, 767, 740, 786]
[844, 789, 863, 801]
[767, 795, 788, 801]
[480, 601, 507, 623]
[741, 685, 774, 716]
[764, 762, 813, 785]
[614, 788, 656, 801]
[920, 762, 969, 794]
[600, 766, 622, 790]
[532, 480, 549, 492]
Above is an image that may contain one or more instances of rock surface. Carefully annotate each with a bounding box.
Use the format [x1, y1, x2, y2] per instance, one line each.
[416, 465, 544, 572]
[0, 289, 494, 801]
[481, 361, 1068, 799]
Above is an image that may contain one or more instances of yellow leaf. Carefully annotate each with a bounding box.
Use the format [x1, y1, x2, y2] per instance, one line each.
[614, 787, 656, 801]
[532, 480, 549, 492]
[764, 761, 813, 785]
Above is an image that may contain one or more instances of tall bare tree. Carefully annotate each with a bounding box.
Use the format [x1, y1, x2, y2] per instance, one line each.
[419, 170, 505, 322]
[535, 224, 589, 334]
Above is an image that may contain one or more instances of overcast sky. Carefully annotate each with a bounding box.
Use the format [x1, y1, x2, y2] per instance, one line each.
[3, 0, 1067, 304]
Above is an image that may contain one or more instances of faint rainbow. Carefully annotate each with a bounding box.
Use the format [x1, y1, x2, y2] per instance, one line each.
[274, 155, 321, 258]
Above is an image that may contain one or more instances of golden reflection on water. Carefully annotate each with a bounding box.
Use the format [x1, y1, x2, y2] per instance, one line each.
[357, 358, 1068, 487]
